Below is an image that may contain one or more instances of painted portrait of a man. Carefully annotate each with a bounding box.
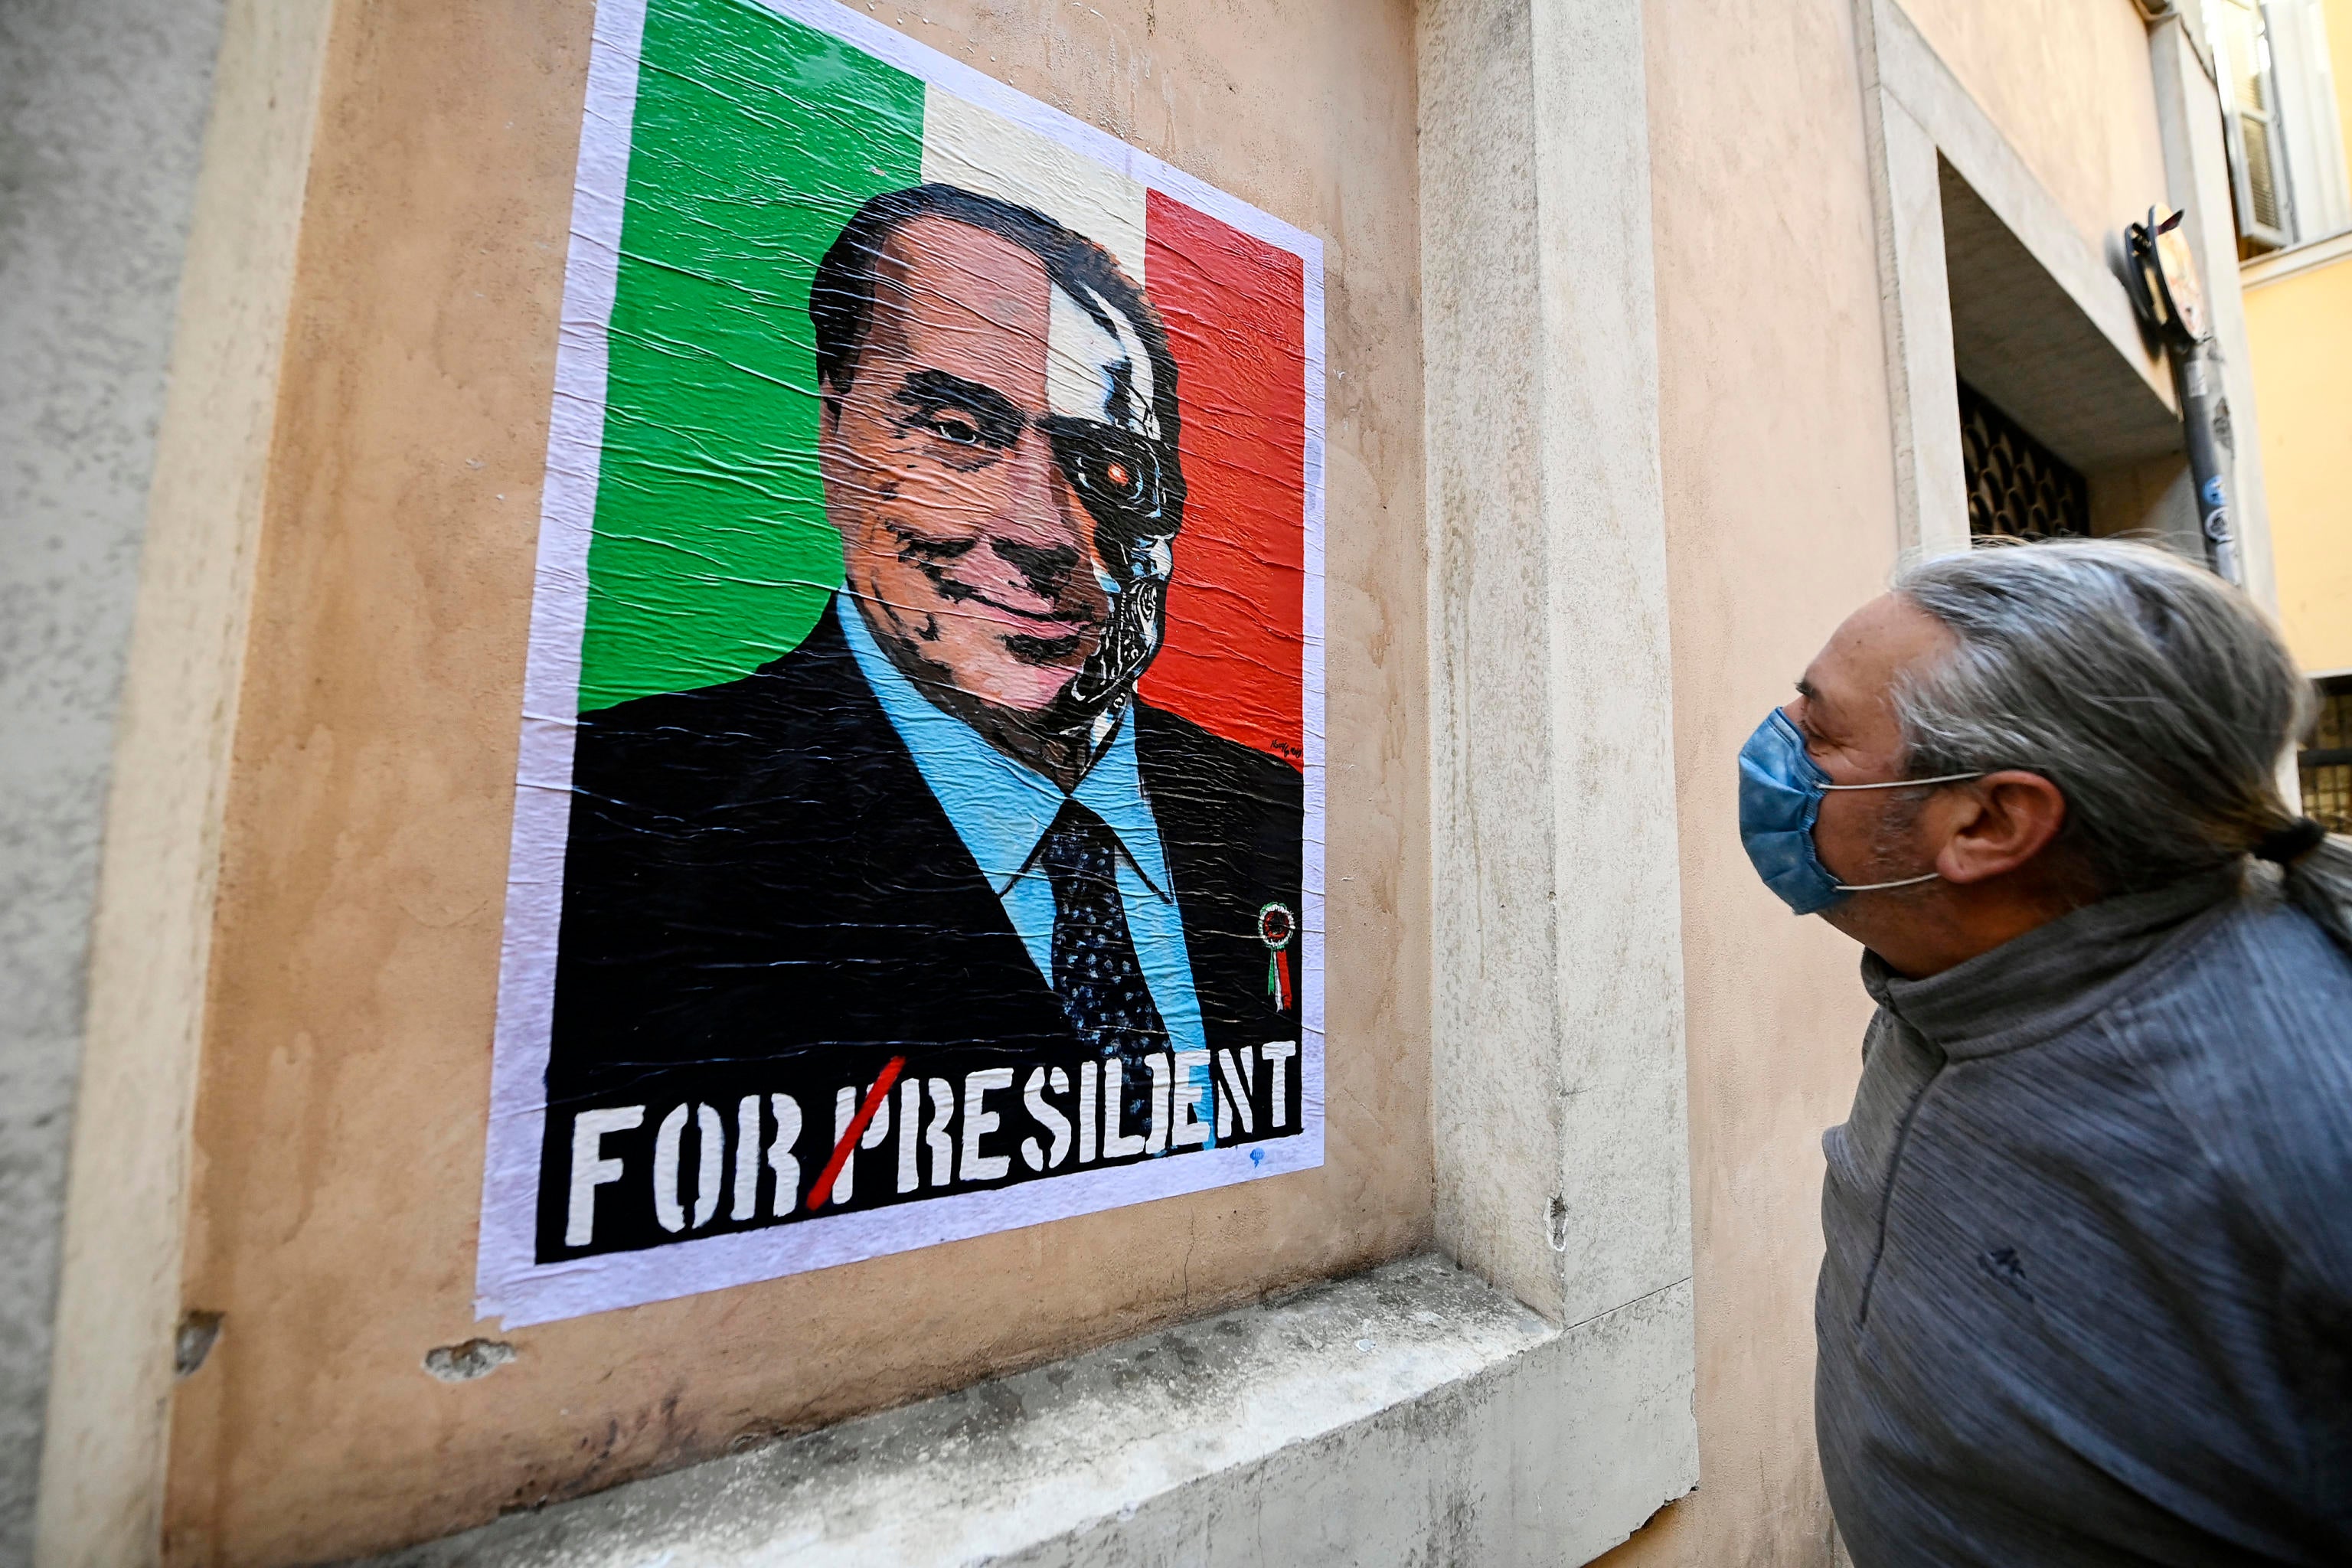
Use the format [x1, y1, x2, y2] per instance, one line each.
[482, 0, 1323, 1311]
[534, 185, 1304, 1258]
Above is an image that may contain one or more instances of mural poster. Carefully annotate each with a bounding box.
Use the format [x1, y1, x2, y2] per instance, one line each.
[477, 0, 1325, 1325]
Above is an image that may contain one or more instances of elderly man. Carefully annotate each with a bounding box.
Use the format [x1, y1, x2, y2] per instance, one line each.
[1739, 540, 2352, 1566]
[542, 185, 1301, 1256]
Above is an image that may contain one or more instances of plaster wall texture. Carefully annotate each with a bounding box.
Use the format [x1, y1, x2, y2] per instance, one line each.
[1420, 0, 1694, 1331]
[2243, 254, 2352, 671]
[0, 0, 224, 1556]
[1897, 0, 2173, 265]
[38, 1, 337, 1560]
[1597, 0, 1910, 1562]
[152, 0, 1432, 1561]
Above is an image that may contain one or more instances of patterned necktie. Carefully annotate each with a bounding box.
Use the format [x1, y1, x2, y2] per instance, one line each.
[1038, 800, 1168, 1109]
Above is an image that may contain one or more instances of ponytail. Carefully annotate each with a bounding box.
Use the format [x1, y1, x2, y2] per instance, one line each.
[2262, 821, 2352, 960]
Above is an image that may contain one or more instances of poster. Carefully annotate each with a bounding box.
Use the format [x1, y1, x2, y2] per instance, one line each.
[476, 0, 1325, 1326]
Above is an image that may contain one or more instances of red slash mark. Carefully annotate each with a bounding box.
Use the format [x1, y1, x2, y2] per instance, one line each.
[807, 1056, 906, 1208]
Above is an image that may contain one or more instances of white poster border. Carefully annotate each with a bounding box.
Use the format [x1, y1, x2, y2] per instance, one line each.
[477, 0, 1328, 1328]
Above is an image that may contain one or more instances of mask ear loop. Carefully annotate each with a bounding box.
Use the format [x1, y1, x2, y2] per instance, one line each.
[1815, 771, 1984, 894]
[1815, 770, 1983, 792]
[1831, 869, 1942, 893]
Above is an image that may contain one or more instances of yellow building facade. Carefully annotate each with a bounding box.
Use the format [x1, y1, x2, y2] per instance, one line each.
[2238, 0, 2352, 823]
[2249, 243, 2352, 673]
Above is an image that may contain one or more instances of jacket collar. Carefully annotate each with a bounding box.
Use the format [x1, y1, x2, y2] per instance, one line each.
[1860, 867, 2243, 1059]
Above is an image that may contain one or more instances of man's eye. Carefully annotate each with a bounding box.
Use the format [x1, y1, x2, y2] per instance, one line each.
[927, 412, 982, 445]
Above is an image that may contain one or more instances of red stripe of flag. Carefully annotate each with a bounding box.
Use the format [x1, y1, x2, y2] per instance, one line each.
[1138, 188, 1308, 769]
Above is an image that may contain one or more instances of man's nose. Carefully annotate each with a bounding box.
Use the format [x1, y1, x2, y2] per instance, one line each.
[987, 424, 1089, 555]
[991, 535, 1080, 600]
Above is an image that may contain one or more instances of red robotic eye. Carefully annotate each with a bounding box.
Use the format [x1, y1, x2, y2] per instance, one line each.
[1104, 460, 1132, 491]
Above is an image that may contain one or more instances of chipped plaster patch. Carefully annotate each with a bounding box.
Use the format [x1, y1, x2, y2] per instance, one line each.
[423, 1340, 517, 1383]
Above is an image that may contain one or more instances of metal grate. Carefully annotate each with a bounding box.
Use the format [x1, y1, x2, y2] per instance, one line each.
[2300, 678, 2352, 833]
[1958, 382, 2089, 543]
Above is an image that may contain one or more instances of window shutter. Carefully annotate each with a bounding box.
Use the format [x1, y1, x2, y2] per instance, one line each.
[2213, 0, 2297, 253]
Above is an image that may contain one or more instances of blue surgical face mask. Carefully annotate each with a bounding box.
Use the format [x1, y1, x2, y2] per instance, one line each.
[1737, 708, 1981, 915]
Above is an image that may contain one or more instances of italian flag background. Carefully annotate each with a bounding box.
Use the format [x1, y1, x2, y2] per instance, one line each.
[577, 0, 1312, 766]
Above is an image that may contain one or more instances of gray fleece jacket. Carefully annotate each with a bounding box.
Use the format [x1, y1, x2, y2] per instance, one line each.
[1818, 870, 2352, 1566]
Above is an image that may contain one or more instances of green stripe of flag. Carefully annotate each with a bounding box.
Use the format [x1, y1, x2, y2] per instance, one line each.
[578, 0, 925, 710]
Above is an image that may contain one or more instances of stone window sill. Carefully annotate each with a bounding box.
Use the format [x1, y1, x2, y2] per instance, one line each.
[361, 1253, 1694, 1566]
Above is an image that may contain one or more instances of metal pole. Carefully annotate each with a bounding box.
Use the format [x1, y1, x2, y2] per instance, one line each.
[2174, 338, 2240, 584]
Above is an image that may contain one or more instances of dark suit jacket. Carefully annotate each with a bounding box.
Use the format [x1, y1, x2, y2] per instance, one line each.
[537, 600, 1302, 1256]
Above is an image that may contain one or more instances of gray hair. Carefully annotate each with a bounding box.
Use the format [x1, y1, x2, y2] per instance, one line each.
[1890, 538, 2352, 954]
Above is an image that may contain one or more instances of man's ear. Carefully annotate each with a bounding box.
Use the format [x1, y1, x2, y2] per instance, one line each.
[1933, 770, 2068, 884]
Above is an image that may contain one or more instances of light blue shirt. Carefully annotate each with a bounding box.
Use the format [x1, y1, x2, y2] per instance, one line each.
[839, 599, 1207, 1063]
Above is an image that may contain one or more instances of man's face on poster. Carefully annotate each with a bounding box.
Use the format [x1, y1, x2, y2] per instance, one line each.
[821, 214, 1161, 721]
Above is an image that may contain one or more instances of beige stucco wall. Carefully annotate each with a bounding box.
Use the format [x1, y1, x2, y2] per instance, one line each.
[1900, 0, 2171, 257]
[1598, 0, 1902, 1562]
[158, 0, 1431, 1561]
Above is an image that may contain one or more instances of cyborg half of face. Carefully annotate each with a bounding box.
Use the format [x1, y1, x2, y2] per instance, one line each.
[1041, 273, 1186, 746]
